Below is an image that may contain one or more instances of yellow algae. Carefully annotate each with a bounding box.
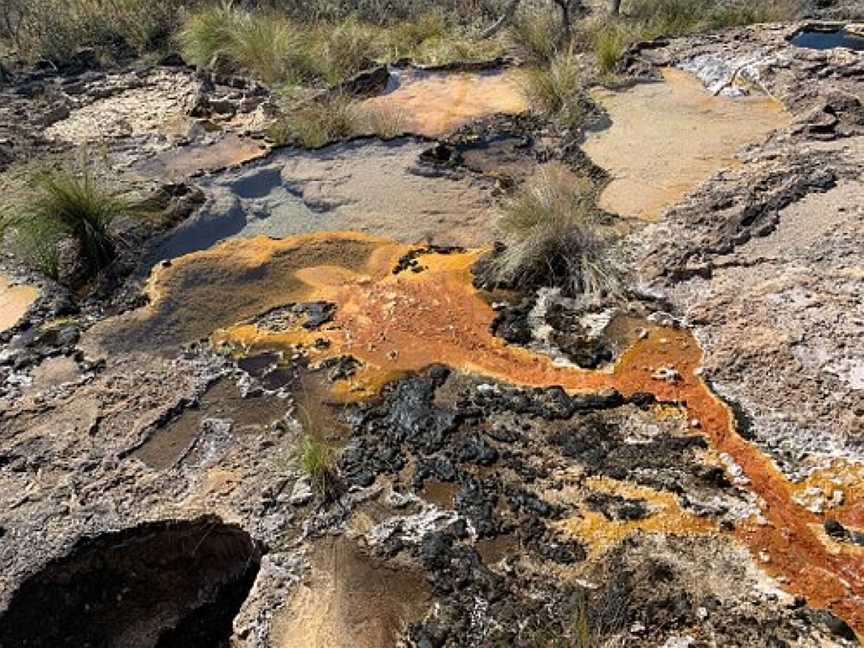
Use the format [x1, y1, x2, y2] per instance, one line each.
[361, 68, 528, 137]
[0, 276, 38, 333]
[86, 232, 394, 355]
[790, 462, 864, 527]
[555, 477, 715, 559]
[582, 68, 790, 221]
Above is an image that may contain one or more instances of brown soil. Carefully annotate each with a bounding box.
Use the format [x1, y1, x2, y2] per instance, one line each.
[271, 537, 431, 648]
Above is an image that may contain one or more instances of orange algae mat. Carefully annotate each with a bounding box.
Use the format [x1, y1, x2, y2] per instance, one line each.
[135, 232, 864, 634]
[361, 68, 528, 137]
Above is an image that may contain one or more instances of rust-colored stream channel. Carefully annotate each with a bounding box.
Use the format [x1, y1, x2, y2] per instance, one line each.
[102, 232, 864, 633]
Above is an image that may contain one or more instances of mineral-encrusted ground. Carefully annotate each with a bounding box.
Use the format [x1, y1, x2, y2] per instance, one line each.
[2, 16, 864, 648]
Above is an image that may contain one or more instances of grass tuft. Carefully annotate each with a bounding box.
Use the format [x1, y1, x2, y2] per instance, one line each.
[360, 104, 408, 139]
[175, 3, 237, 69]
[1, 0, 183, 63]
[292, 433, 339, 497]
[15, 217, 65, 281]
[591, 22, 631, 74]
[508, 4, 563, 63]
[269, 95, 360, 148]
[488, 165, 621, 300]
[177, 5, 502, 86]
[12, 165, 136, 280]
[523, 50, 584, 130]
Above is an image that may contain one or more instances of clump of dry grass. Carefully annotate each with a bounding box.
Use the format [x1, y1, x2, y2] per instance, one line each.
[507, 4, 563, 63]
[487, 165, 621, 300]
[522, 50, 584, 130]
[268, 95, 360, 148]
[178, 4, 504, 86]
[359, 104, 408, 139]
[1, 0, 184, 62]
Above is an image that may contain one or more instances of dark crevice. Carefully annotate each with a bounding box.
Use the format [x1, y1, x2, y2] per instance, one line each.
[0, 516, 263, 648]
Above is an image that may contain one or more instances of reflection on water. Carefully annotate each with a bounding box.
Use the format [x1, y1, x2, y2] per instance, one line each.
[791, 27, 864, 52]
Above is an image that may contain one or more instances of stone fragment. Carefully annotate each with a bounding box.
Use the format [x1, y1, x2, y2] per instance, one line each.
[289, 477, 314, 506]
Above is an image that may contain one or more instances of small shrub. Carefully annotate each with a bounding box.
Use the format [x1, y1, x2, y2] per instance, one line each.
[629, 0, 709, 35]
[269, 96, 360, 148]
[523, 51, 584, 130]
[386, 10, 449, 57]
[310, 18, 381, 85]
[591, 22, 633, 74]
[707, 0, 803, 28]
[488, 165, 620, 300]
[229, 16, 312, 84]
[508, 5, 563, 63]
[410, 32, 505, 66]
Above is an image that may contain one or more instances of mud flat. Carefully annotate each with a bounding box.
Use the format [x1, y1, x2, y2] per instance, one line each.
[582, 68, 790, 221]
[362, 67, 528, 137]
[0, 276, 37, 333]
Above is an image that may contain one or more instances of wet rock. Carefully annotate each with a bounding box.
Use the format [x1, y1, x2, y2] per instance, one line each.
[490, 298, 533, 346]
[519, 517, 586, 564]
[550, 414, 708, 493]
[807, 609, 858, 642]
[824, 518, 847, 539]
[545, 302, 615, 369]
[455, 477, 503, 538]
[393, 245, 465, 275]
[587, 491, 651, 521]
